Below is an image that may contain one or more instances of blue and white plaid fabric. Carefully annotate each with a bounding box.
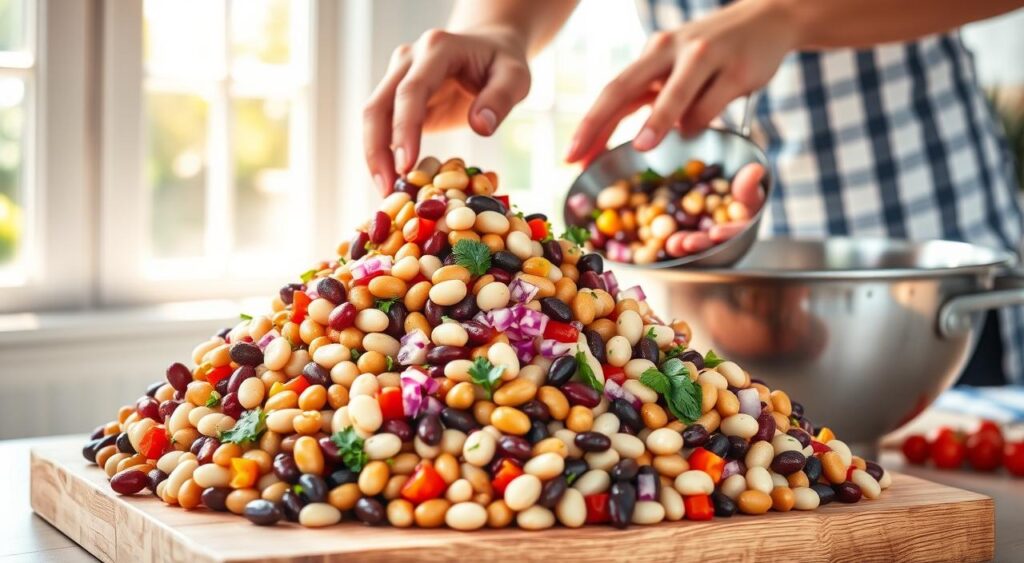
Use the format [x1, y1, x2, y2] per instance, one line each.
[642, 0, 1024, 382]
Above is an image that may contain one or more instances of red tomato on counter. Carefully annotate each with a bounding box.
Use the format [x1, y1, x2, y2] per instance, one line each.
[1004, 442, 1024, 477]
[901, 435, 931, 465]
[931, 433, 966, 470]
[967, 424, 1004, 472]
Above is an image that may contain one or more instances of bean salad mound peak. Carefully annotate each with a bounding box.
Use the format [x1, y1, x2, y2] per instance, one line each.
[84, 157, 890, 530]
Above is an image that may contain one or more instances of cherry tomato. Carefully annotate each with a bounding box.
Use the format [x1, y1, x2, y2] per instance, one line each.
[901, 435, 931, 465]
[543, 320, 579, 344]
[931, 434, 966, 470]
[291, 291, 311, 323]
[138, 426, 169, 460]
[1004, 442, 1024, 477]
[377, 387, 405, 421]
[491, 458, 523, 496]
[976, 420, 1002, 437]
[400, 461, 446, 504]
[683, 494, 714, 521]
[527, 218, 549, 241]
[966, 424, 1004, 472]
[584, 493, 610, 524]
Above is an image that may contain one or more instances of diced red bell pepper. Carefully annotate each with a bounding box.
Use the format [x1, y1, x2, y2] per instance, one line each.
[406, 218, 437, 244]
[353, 270, 385, 286]
[291, 291, 311, 323]
[811, 440, 831, 455]
[543, 320, 579, 343]
[138, 426, 169, 460]
[400, 461, 447, 504]
[229, 457, 260, 489]
[206, 365, 233, 387]
[602, 365, 626, 386]
[493, 194, 510, 209]
[490, 458, 524, 496]
[688, 447, 726, 484]
[378, 387, 405, 420]
[815, 426, 835, 443]
[282, 375, 311, 396]
[605, 309, 619, 322]
[684, 494, 714, 521]
[584, 493, 611, 524]
[527, 218, 549, 241]
[408, 272, 428, 285]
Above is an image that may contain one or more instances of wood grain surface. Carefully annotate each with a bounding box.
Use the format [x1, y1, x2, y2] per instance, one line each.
[29, 438, 995, 563]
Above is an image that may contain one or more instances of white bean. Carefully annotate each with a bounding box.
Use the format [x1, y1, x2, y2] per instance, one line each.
[721, 413, 759, 439]
[476, 281, 511, 312]
[354, 308, 389, 333]
[504, 474, 542, 511]
[555, 488, 587, 528]
[299, 503, 342, 527]
[646, 428, 684, 455]
[746, 466, 773, 494]
[429, 280, 468, 307]
[615, 310, 644, 345]
[523, 453, 564, 480]
[463, 430, 496, 467]
[632, 501, 666, 525]
[572, 469, 610, 496]
[445, 502, 488, 530]
[364, 433, 402, 460]
[517, 506, 555, 530]
[605, 336, 632, 367]
[610, 433, 645, 459]
[348, 395, 383, 433]
[674, 470, 714, 496]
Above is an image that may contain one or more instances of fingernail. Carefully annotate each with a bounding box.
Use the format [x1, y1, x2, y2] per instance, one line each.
[634, 127, 657, 151]
[373, 174, 385, 193]
[565, 137, 580, 162]
[478, 108, 497, 135]
[394, 147, 408, 171]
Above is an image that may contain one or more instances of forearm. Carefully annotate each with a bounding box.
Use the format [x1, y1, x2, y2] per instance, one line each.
[769, 0, 1024, 49]
[447, 0, 578, 57]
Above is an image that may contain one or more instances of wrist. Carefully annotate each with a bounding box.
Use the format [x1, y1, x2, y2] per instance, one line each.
[759, 0, 813, 50]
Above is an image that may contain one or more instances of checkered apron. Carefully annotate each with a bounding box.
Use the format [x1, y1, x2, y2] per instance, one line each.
[641, 0, 1024, 382]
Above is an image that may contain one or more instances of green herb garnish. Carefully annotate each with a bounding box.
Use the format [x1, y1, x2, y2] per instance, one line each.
[452, 239, 492, 277]
[512, 204, 525, 220]
[665, 344, 686, 359]
[589, 209, 602, 220]
[299, 269, 317, 284]
[645, 327, 657, 341]
[337, 256, 347, 265]
[330, 427, 368, 472]
[350, 349, 362, 361]
[219, 407, 267, 445]
[703, 350, 726, 368]
[561, 225, 591, 247]
[385, 356, 395, 371]
[239, 313, 253, 321]
[639, 167, 662, 183]
[566, 472, 579, 486]
[375, 298, 399, 313]
[640, 359, 701, 424]
[541, 221, 554, 243]
[574, 350, 604, 392]
[364, 241, 376, 251]
[441, 315, 455, 324]
[467, 443, 480, 452]
[468, 357, 505, 399]
[292, 483, 305, 495]
[466, 166, 481, 176]
[205, 391, 222, 408]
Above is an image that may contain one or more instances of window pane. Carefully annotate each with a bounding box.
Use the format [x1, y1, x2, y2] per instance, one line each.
[0, 76, 24, 270]
[144, 0, 225, 79]
[231, 0, 292, 67]
[0, 0, 25, 53]
[232, 96, 292, 252]
[146, 92, 208, 259]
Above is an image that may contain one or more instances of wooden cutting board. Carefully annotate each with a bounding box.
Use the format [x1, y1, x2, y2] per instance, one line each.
[30, 438, 994, 563]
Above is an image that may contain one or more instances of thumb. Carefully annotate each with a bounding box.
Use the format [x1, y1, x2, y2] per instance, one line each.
[468, 57, 531, 136]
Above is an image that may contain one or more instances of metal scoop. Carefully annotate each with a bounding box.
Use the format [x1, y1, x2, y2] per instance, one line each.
[563, 96, 771, 268]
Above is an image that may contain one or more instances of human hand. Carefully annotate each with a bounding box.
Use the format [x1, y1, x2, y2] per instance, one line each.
[363, 28, 532, 193]
[566, 0, 797, 164]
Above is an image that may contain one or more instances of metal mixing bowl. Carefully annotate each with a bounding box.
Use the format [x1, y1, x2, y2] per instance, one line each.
[628, 237, 1024, 454]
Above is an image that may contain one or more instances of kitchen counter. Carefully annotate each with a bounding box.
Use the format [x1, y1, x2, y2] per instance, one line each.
[4, 434, 1021, 562]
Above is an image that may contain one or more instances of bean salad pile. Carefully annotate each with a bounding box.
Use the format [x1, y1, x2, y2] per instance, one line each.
[566, 159, 767, 264]
[83, 157, 890, 531]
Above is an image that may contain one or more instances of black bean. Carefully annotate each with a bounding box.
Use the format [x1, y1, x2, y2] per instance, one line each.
[542, 240, 563, 265]
[297, 474, 327, 503]
[244, 499, 282, 526]
[440, 408, 479, 433]
[610, 399, 643, 434]
[280, 490, 304, 521]
[385, 302, 408, 340]
[147, 468, 167, 493]
[753, 411, 776, 442]
[326, 468, 358, 488]
[682, 424, 710, 448]
[498, 436, 532, 461]
[315, 277, 346, 305]
[426, 345, 470, 365]
[608, 481, 636, 529]
[394, 177, 418, 197]
[197, 438, 219, 464]
[145, 380, 164, 398]
[547, 356, 576, 387]
[579, 329, 607, 365]
[712, 491, 737, 517]
[574, 432, 611, 453]
[771, 451, 807, 475]
[611, 459, 639, 482]
[302, 362, 330, 387]
[166, 362, 193, 392]
[273, 453, 301, 484]
[632, 338, 659, 364]
[705, 433, 731, 459]
[355, 497, 386, 525]
[538, 475, 568, 509]
[791, 401, 804, 419]
[540, 297, 572, 323]
[811, 483, 835, 505]
[89, 424, 105, 440]
[577, 253, 604, 275]
[564, 458, 588, 483]
[382, 418, 414, 442]
[677, 349, 705, 370]
[492, 251, 522, 272]
[417, 414, 443, 446]
[699, 163, 723, 182]
[834, 481, 862, 503]
[230, 342, 264, 367]
[202, 487, 232, 512]
[525, 420, 550, 444]
[726, 436, 749, 460]
[449, 293, 479, 321]
[466, 195, 507, 215]
[520, 399, 551, 422]
[116, 432, 135, 454]
[803, 455, 823, 483]
[865, 461, 885, 482]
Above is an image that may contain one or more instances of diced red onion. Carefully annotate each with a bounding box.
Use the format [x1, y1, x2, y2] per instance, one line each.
[401, 368, 439, 419]
[485, 304, 548, 341]
[604, 378, 641, 409]
[508, 278, 539, 304]
[484, 307, 515, 332]
[600, 271, 620, 297]
[540, 339, 576, 359]
[637, 472, 658, 501]
[738, 388, 761, 417]
[721, 460, 746, 481]
[257, 329, 280, 351]
[423, 396, 444, 416]
[397, 329, 430, 366]
[567, 193, 593, 221]
[621, 285, 646, 302]
[605, 240, 631, 263]
[570, 320, 584, 331]
[512, 337, 537, 364]
[351, 255, 393, 281]
[305, 285, 320, 300]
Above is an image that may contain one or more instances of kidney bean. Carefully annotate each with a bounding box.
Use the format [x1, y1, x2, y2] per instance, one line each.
[355, 497, 386, 525]
[498, 436, 532, 460]
[385, 302, 408, 340]
[520, 400, 551, 422]
[608, 399, 642, 434]
[350, 231, 370, 260]
[166, 362, 193, 392]
[423, 300, 447, 327]
[326, 468, 358, 488]
[547, 356, 576, 387]
[279, 282, 304, 305]
[834, 481, 862, 503]
[147, 468, 167, 493]
[224, 366, 255, 395]
[197, 438, 219, 464]
[318, 436, 342, 465]
[865, 461, 884, 482]
[577, 253, 604, 275]
[771, 451, 807, 475]
[381, 418, 414, 442]
[273, 453, 301, 484]
[280, 490, 304, 522]
[302, 362, 330, 387]
[244, 499, 282, 526]
[632, 338, 659, 364]
[786, 428, 812, 449]
[608, 481, 636, 529]
[89, 424, 105, 440]
[542, 240, 564, 265]
[563, 458, 588, 483]
[368, 211, 391, 244]
[752, 411, 776, 442]
[393, 176, 417, 197]
[213, 377, 229, 396]
[328, 302, 357, 331]
[449, 293, 479, 321]
[440, 408, 478, 433]
[538, 475, 568, 509]
[135, 396, 160, 421]
[802, 455, 823, 483]
[111, 469, 149, 495]
[611, 459, 639, 482]
[230, 342, 264, 367]
[216, 393, 240, 420]
[422, 231, 448, 256]
[575, 432, 612, 453]
[458, 320, 493, 347]
[416, 414, 443, 446]
[526, 420, 550, 444]
[426, 345, 469, 365]
[202, 487, 232, 512]
[562, 382, 600, 408]
[682, 424, 709, 448]
[492, 250, 522, 272]
[415, 198, 446, 220]
[539, 297, 572, 323]
[712, 491, 737, 517]
[578, 271, 603, 291]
